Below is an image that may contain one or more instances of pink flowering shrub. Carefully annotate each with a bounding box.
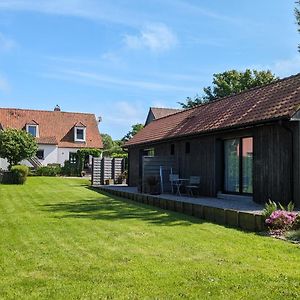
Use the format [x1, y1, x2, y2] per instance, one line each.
[294, 214, 300, 230]
[265, 210, 298, 232]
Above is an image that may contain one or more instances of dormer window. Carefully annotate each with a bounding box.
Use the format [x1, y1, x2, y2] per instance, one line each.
[26, 121, 39, 137]
[74, 122, 86, 142]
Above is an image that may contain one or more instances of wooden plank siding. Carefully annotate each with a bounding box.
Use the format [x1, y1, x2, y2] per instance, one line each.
[127, 121, 300, 207]
[253, 123, 293, 204]
[293, 122, 300, 207]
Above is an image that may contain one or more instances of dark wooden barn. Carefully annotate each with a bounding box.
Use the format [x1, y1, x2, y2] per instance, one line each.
[124, 74, 300, 207]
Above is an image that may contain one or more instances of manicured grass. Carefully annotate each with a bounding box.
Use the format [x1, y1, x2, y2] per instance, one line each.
[0, 177, 299, 299]
[286, 230, 300, 243]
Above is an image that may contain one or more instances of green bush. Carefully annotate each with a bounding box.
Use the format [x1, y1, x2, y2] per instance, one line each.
[262, 200, 278, 219]
[262, 200, 295, 219]
[61, 161, 78, 176]
[36, 166, 61, 177]
[285, 229, 300, 242]
[2, 165, 29, 184]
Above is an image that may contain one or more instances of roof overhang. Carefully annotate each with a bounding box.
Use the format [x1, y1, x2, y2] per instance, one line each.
[124, 117, 290, 149]
[291, 108, 300, 121]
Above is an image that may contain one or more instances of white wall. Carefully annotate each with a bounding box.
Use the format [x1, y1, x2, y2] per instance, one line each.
[38, 144, 58, 166]
[0, 158, 9, 170]
[58, 148, 80, 166]
[0, 146, 82, 170]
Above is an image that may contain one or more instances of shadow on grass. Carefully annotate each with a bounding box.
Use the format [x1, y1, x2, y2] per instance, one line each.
[42, 187, 202, 226]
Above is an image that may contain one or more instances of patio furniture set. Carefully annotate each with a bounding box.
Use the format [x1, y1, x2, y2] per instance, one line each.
[169, 174, 201, 197]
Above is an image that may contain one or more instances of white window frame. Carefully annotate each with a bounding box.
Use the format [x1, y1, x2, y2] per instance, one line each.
[74, 126, 86, 142]
[26, 124, 39, 137]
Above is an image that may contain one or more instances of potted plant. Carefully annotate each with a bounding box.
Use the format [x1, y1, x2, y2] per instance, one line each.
[105, 178, 114, 185]
[146, 176, 160, 195]
[117, 171, 127, 184]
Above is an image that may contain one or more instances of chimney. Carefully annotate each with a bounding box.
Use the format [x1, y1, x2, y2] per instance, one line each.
[54, 105, 61, 112]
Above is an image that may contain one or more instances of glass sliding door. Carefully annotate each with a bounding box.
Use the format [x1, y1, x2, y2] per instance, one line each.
[242, 137, 253, 193]
[224, 139, 240, 193]
[224, 137, 253, 194]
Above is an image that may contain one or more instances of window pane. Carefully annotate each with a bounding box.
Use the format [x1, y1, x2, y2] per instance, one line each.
[69, 153, 77, 164]
[242, 137, 253, 193]
[36, 150, 44, 160]
[147, 148, 155, 156]
[170, 144, 175, 155]
[185, 142, 190, 154]
[28, 126, 37, 137]
[224, 139, 240, 192]
[76, 129, 84, 140]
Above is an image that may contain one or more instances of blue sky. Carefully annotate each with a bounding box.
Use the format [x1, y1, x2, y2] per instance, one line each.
[0, 0, 299, 139]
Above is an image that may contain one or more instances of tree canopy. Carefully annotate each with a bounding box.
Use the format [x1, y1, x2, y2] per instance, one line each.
[179, 69, 278, 108]
[296, 1, 300, 51]
[122, 124, 144, 142]
[101, 133, 115, 151]
[0, 128, 38, 169]
[101, 133, 127, 158]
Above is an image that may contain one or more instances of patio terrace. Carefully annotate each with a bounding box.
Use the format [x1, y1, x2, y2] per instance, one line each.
[96, 185, 265, 232]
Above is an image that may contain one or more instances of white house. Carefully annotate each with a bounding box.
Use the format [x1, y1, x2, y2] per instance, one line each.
[0, 106, 103, 170]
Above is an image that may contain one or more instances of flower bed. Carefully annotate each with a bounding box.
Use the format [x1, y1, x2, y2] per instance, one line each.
[263, 201, 300, 244]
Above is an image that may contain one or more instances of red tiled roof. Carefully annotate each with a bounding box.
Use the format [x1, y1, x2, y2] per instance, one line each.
[0, 108, 103, 148]
[150, 107, 182, 119]
[74, 121, 86, 127]
[125, 73, 300, 147]
[37, 136, 58, 145]
[27, 120, 39, 125]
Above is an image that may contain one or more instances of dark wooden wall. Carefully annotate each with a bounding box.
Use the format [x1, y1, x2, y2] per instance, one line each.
[128, 121, 298, 206]
[154, 136, 217, 196]
[253, 123, 293, 205]
[293, 122, 300, 207]
[128, 147, 140, 186]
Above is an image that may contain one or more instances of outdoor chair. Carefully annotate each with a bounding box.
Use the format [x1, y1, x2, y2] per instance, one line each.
[186, 176, 201, 196]
[169, 174, 179, 194]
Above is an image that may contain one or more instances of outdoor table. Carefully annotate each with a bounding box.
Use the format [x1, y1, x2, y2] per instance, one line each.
[173, 179, 189, 196]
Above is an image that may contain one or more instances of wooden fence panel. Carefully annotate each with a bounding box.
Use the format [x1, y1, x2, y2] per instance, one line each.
[112, 158, 124, 181]
[101, 157, 112, 184]
[92, 157, 125, 186]
[142, 156, 176, 193]
[92, 157, 101, 186]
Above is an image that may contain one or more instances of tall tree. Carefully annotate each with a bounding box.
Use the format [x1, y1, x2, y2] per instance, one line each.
[100, 133, 128, 158]
[101, 133, 114, 151]
[296, 1, 300, 51]
[122, 124, 144, 142]
[0, 128, 38, 169]
[179, 69, 278, 108]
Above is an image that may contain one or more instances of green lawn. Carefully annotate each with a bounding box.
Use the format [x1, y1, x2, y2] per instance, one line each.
[0, 177, 299, 299]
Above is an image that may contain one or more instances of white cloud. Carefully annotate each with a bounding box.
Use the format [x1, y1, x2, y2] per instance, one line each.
[245, 56, 300, 78]
[102, 101, 145, 127]
[0, 0, 141, 27]
[272, 56, 300, 77]
[0, 32, 16, 51]
[0, 74, 10, 93]
[101, 52, 123, 66]
[166, 0, 257, 26]
[42, 69, 197, 93]
[124, 23, 178, 52]
[0, 0, 239, 27]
